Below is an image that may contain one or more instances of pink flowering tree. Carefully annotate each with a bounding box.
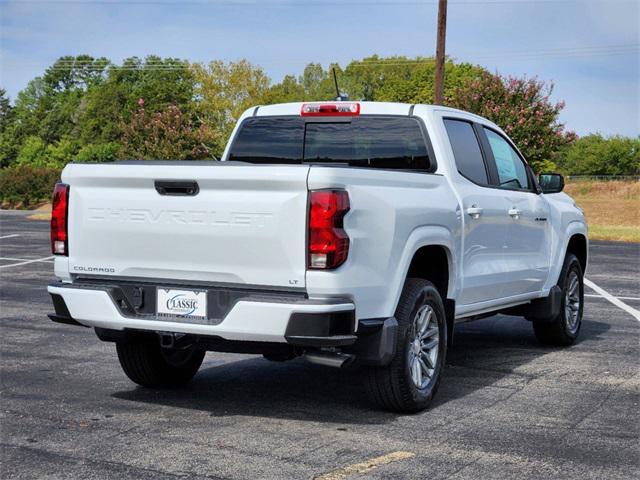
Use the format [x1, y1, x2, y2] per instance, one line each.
[121, 102, 218, 160]
[448, 71, 576, 173]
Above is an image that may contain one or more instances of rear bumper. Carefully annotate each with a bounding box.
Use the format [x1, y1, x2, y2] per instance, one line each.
[48, 281, 356, 346]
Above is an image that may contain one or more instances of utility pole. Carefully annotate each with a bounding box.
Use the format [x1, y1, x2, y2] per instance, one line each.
[434, 0, 448, 105]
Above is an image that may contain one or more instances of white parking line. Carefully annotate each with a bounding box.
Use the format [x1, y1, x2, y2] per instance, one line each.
[0, 256, 55, 269]
[0, 234, 20, 240]
[584, 278, 640, 321]
[585, 293, 640, 301]
[0, 257, 55, 263]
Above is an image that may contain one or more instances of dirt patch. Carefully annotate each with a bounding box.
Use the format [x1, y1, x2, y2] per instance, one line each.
[34, 202, 52, 212]
[27, 213, 51, 221]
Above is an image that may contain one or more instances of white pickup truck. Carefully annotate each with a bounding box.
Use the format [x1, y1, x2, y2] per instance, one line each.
[48, 102, 587, 412]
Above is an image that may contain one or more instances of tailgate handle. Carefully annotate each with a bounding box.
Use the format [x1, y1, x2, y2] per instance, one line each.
[155, 180, 199, 196]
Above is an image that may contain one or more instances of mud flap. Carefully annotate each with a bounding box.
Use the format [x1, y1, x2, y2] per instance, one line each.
[347, 317, 398, 366]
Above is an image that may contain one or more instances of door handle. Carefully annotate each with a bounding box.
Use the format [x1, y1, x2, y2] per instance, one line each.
[466, 205, 483, 219]
[155, 180, 199, 196]
[508, 207, 522, 219]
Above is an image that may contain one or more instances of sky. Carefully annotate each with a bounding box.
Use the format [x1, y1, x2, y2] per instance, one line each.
[0, 0, 638, 137]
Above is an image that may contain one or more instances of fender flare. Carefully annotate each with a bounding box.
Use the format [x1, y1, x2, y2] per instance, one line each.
[386, 225, 457, 317]
[545, 221, 588, 290]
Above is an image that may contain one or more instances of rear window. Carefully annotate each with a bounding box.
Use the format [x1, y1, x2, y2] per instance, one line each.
[227, 117, 303, 164]
[229, 116, 433, 171]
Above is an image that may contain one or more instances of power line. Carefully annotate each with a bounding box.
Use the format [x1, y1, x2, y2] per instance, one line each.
[25, 44, 639, 71]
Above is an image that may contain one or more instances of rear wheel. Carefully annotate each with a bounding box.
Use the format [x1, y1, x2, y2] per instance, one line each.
[116, 338, 205, 388]
[533, 253, 583, 346]
[364, 279, 447, 413]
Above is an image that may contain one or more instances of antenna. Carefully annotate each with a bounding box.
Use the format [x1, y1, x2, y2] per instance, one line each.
[332, 68, 340, 99]
[332, 68, 349, 101]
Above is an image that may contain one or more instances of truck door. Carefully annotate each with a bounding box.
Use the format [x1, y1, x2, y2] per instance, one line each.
[480, 127, 552, 297]
[443, 119, 510, 306]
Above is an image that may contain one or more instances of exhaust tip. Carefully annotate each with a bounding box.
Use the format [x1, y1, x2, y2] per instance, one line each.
[304, 351, 355, 369]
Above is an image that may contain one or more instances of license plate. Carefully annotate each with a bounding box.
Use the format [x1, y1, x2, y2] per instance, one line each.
[157, 288, 207, 320]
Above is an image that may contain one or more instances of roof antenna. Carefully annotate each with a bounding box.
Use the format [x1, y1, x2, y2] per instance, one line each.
[332, 67, 348, 101]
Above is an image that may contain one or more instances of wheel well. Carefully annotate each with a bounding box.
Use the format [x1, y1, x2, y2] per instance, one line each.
[567, 234, 587, 272]
[406, 245, 450, 300]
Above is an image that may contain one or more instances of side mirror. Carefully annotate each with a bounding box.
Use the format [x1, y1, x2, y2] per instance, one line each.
[538, 173, 564, 194]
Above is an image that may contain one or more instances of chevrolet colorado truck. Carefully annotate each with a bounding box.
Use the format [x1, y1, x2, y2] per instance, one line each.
[48, 102, 587, 412]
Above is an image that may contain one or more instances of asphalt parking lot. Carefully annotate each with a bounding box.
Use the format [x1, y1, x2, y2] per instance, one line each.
[1, 210, 639, 480]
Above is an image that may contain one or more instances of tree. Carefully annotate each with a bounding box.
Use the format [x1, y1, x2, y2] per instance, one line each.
[75, 143, 121, 163]
[558, 134, 640, 176]
[0, 89, 13, 129]
[42, 55, 110, 93]
[10, 78, 47, 146]
[343, 55, 425, 101]
[22, 56, 111, 144]
[263, 74, 305, 104]
[0, 54, 577, 173]
[16, 136, 48, 167]
[120, 104, 218, 160]
[266, 57, 485, 105]
[192, 60, 271, 155]
[300, 63, 329, 98]
[16, 136, 78, 168]
[0, 89, 18, 167]
[448, 72, 575, 172]
[265, 63, 342, 103]
[79, 56, 195, 144]
[46, 137, 79, 167]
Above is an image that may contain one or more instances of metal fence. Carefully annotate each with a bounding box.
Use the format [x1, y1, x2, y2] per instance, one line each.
[566, 175, 640, 182]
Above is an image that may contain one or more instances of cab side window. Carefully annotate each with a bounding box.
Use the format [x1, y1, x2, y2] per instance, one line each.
[444, 119, 489, 185]
[483, 128, 531, 191]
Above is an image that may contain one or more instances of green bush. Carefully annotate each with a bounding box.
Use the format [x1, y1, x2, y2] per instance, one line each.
[0, 165, 61, 208]
[16, 136, 48, 167]
[558, 134, 640, 176]
[75, 142, 120, 163]
[16, 136, 78, 169]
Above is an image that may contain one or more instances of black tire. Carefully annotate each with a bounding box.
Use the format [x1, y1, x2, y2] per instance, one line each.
[116, 339, 205, 388]
[364, 279, 447, 413]
[533, 253, 583, 346]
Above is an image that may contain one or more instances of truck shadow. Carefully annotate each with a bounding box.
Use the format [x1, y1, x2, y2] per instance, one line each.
[112, 315, 609, 425]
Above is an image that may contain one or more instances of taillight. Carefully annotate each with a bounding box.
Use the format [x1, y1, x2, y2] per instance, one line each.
[308, 190, 350, 269]
[301, 103, 360, 116]
[51, 183, 69, 256]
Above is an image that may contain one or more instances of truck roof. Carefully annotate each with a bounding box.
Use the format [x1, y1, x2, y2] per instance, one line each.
[252, 101, 491, 124]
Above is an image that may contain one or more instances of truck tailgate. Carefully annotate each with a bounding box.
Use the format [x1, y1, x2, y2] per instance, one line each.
[63, 163, 310, 289]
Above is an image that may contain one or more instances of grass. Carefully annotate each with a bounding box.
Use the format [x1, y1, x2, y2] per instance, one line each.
[564, 180, 640, 243]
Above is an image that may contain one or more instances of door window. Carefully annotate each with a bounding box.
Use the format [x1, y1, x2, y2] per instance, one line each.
[443, 119, 489, 185]
[483, 128, 531, 191]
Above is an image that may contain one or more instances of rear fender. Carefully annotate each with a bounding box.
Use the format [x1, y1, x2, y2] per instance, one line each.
[388, 225, 457, 316]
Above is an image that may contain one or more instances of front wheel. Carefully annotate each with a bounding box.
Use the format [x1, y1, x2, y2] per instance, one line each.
[116, 338, 205, 388]
[533, 253, 584, 346]
[364, 279, 447, 413]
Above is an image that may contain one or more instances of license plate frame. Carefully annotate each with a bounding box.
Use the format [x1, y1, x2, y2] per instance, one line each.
[156, 288, 207, 321]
